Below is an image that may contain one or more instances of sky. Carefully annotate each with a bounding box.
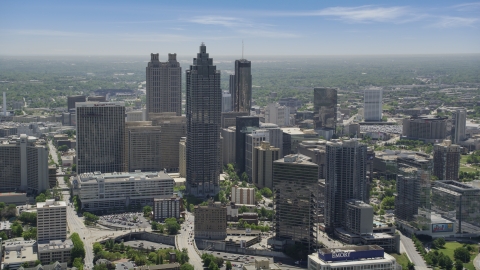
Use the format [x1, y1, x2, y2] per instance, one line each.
[1, 0, 480, 56]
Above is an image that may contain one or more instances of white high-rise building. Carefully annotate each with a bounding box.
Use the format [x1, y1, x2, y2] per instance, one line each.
[364, 87, 383, 121]
[265, 103, 290, 127]
[245, 129, 270, 181]
[37, 200, 67, 242]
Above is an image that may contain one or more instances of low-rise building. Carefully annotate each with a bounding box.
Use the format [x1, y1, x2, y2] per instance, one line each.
[3, 240, 38, 270]
[308, 245, 401, 270]
[37, 240, 73, 265]
[72, 171, 174, 212]
[0, 221, 12, 238]
[242, 258, 280, 270]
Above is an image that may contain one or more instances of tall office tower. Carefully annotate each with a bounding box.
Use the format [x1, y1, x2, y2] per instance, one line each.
[67, 95, 86, 111]
[0, 134, 49, 194]
[150, 113, 187, 172]
[185, 43, 222, 196]
[179, 137, 186, 177]
[273, 154, 318, 254]
[252, 141, 279, 189]
[37, 199, 67, 241]
[363, 87, 383, 121]
[395, 168, 431, 222]
[260, 123, 284, 157]
[221, 127, 236, 166]
[146, 53, 182, 117]
[324, 139, 367, 231]
[245, 129, 270, 180]
[235, 116, 260, 174]
[453, 108, 466, 144]
[3, 92, 7, 116]
[230, 59, 252, 112]
[433, 140, 461, 181]
[76, 102, 125, 174]
[124, 121, 162, 172]
[222, 91, 232, 112]
[313, 88, 338, 131]
[265, 103, 290, 127]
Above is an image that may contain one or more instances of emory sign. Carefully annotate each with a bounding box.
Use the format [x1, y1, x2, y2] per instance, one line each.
[332, 251, 351, 258]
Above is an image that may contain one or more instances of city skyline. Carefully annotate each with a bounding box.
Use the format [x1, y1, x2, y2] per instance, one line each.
[1, 1, 479, 56]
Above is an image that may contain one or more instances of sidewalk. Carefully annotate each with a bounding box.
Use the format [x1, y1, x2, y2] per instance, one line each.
[474, 253, 480, 270]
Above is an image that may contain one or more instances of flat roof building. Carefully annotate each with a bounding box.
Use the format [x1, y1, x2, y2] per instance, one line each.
[402, 115, 447, 143]
[72, 171, 174, 212]
[433, 140, 461, 181]
[252, 141, 279, 190]
[37, 200, 67, 242]
[194, 200, 226, 240]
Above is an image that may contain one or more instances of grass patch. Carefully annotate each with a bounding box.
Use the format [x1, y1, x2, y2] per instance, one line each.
[390, 253, 410, 270]
[460, 166, 477, 173]
[434, 242, 477, 270]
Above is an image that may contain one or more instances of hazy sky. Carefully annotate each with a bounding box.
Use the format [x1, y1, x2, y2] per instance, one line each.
[1, 0, 479, 56]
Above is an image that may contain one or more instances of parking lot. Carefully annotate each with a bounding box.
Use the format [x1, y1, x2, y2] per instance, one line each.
[98, 212, 150, 229]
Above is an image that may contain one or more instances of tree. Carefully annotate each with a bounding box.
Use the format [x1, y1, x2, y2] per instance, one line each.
[433, 237, 446, 248]
[11, 221, 24, 237]
[143, 206, 152, 216]
[454, 247, 470, 263]
[226, 261, 232, 270]
[35, 193, 47, 202]
[71, 232, 86, 259]
[58, 145, 69, 152]
[208, 261, 219, 270]
[407, 262, 415, 270]
[22, 227, 37, 240]
[180, 263, 194, 270]
[93, 242, 103, 255]
[19, 212, 37, 224]
[73, 257, 84, 270]
[445, 256, 453, 270]
[260, 187, 272, 198]
[22, 262, 30, 268]
[34, 260, 42, 266]
[0, 231, 8, 240]
[455, 259, 463, 270]
[165, 218, 180, 235]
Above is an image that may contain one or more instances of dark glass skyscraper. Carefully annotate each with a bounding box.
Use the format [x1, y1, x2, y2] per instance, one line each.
[313, 88, 337, 131]
[235, 116, 260, 174]
[230, 59, 252, 112]
[186, 43, 221, 197]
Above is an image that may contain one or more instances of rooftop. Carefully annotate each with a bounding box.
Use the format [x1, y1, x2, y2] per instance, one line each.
[37, 199, 67, 209]
[77, 170, 173, 183]
[38, 239, 74, 252]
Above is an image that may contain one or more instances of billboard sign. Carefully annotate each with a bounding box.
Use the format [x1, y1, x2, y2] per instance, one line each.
[318, 249, 384, 262]
[432, 223, 454, 233]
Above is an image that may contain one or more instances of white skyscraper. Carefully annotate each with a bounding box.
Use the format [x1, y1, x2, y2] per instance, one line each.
[363, 87, 383, 121]
[222, 91, 232, 112]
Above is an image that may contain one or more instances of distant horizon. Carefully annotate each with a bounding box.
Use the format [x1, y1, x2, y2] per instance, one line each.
[1, 1, 479, 55]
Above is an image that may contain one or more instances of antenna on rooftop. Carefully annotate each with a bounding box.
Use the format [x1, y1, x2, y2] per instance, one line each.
[242, 40, 244, 59]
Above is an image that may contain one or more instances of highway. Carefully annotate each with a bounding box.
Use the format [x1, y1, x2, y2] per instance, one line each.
[177, 212, 203, 268]
[398, 232, 427, 268]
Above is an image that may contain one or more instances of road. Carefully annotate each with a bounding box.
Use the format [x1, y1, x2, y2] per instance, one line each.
[399, 232, 427, 268]
[474, 252, 480, 270]
[177, 212, 203, 269]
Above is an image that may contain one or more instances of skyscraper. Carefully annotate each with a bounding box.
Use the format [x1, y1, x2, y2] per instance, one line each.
[76, 102, 125, 174]
[124, 121, 162, 172]
[230, 59, 252, 113]
[146, 53, 182, 117]
[313, 88, 338, 131]
[186, 43, 222, 196]
[235, 116, 260, 174]
[67, 95, 86, 111]
[325, 139, 367, 231]
[433, 140, 461, 181]
[453, 108, 466, 144]
[364, 87, 383, 121]
[273, 154, 318, 254]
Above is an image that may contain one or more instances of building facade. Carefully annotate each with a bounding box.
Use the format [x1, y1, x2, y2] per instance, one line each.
[433, 140, 461, 181]
[235, 116, 260, 174]
[146, 53, 182, 117]
[231, 186, 255, 205]
[76, 102, 125, 174]
[325, 140, 367, 231]
[273, 154, 318, 253]
[252, 141, 280, 190]
[222, 91, 232, 113]
[150, 113, 187, 172]
[453, 108, 466, 144]
[67, 95, 86, 111]
[72, 171, 174, 212]
[313, 88, 337, 131]
[0, 134, 49, 194]
[230, 59, 252, 113]
[153, 196, 181, 221]
[194, 200, 227, 240]
[395, 168, 431, 222]
[402, 115, 447, 142]
[185, 43, 222, 196]
[124, 122, 162, 172]
[245, 129, 270, 181]
[178, 137, 186, 178]
[364, 87, 383, 121]
[37, 200, 67, 242]
[221, 127, 236, 166]
[265, 103, 290, 127]
[344, 199, 374, 235]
